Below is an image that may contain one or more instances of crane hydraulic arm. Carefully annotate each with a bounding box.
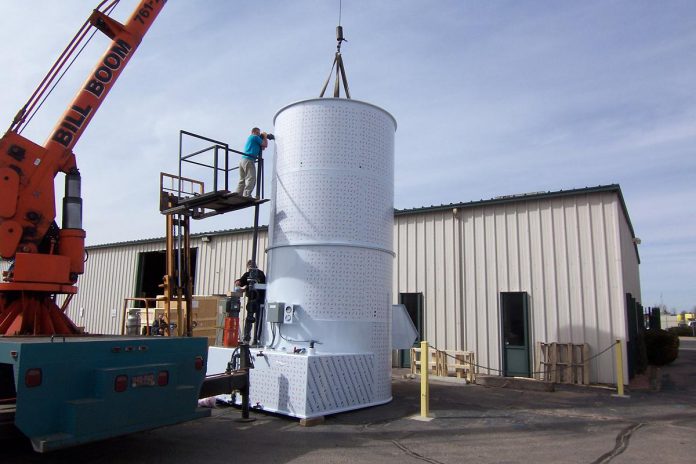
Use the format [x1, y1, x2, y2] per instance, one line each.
[0, 0, 166, 335]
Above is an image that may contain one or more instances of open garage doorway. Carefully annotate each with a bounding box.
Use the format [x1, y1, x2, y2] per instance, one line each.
[135, 248, 198, 299]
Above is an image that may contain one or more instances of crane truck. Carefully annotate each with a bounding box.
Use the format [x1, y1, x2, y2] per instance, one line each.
[0, 0, 233, 452]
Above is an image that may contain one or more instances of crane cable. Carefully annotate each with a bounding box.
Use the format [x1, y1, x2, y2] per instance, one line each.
[319, 0, 351, 99]
[10, 0, 121, 134]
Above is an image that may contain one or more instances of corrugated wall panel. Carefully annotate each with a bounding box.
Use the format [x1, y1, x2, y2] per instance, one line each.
[518, 205, 533, 342]
[616, 202, 641, 382]
[463, 211, 477, 356]
[392, 190, 635, 384]
[433, 214, 446, 346]
[553, 199, 571, 343]
[453, 213, 463, 349]
[444, 212, 458, 348]
[606, 195, 630, 382]
[564, 198, 584, 344]
[424, 217, 436, 343]
[604, 195, 624, 328]
[577, 199, 600, 379]
[619, 205, 641, 299]
[67, 245, 141, 334]
[415, 215, 427, 307]
[528, 202, 547, 345]
[196, 232, 269, 325]
[541, 202, 558, 342]
[407, 216, 418, 291]
[506, 204, 521, 291]
[592, 196, 615, 382]
[472, 209, 488, 371]
[495, 209, 507, 292]
[488, 208, 499, 372]
[60, 230, 270, 335]
[195, 232, 268, 296]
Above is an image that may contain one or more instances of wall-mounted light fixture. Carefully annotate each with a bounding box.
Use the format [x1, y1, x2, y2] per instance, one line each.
[201, 235, 211, 243]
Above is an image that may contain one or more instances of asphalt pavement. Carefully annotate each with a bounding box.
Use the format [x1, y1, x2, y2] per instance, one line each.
[5, 338, 696, 463]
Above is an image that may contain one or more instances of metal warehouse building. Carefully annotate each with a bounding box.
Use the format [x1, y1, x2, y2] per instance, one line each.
[62, 184, 641, 385]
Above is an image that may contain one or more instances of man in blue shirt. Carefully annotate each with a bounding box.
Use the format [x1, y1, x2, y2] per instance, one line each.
[235, 127, 268, 197]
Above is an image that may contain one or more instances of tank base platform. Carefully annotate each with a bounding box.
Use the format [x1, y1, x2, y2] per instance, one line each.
[208, 346, 391, 419]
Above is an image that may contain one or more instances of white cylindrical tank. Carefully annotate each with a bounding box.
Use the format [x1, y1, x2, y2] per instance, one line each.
[266, 98, 396, 405]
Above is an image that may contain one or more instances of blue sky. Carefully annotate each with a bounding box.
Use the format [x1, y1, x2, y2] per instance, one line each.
[0, 1, 694, 311]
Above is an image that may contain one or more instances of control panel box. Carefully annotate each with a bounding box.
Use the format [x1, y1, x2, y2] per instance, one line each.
[266, 302, 284, 323]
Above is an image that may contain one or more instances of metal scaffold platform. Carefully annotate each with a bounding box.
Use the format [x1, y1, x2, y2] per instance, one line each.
[161, 189, 268, 219]
[159, 129, 268, 220]
[157, 129, 268, 338]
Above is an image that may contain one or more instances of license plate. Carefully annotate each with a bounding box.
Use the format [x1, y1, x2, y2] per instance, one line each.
[131, 373, 156, 388]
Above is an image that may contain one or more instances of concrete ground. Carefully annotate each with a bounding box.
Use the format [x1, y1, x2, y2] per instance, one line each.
[5, 338, 696, 463]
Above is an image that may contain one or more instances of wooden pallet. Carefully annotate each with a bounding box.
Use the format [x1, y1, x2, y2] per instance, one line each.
[439, 350, 476, 383]
[535, 342, 590, 385]
[410, 347, 439, 375]
[410, 347, 477, 383]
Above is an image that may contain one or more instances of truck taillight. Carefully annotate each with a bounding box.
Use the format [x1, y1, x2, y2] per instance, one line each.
[158, 370, 169, 386]
[195, 356, 204, 371]
[114, 375, 128, 392]
[25, 368, 42, 387]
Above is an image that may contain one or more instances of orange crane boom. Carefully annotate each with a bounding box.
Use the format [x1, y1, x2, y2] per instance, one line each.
[0, 0, 166, 335]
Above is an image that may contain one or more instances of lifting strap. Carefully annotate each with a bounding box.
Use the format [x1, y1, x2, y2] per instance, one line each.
[319, 26, 351, 99]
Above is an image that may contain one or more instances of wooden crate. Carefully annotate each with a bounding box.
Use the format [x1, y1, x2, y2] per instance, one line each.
[192, 295, 220, 319]
[191, 295, 226, 346]
[135, 295, 225, 346]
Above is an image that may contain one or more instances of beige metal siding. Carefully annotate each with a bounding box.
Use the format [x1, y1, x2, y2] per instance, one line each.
[615, 199, 642, 383]
[618, 208, 641, 301]
[66, 240, 164, 334]
[393, 191, 634, 384]
[195, 232, 268, 295]
[65, 231, 269, 335]
[195, 231, 269, 329]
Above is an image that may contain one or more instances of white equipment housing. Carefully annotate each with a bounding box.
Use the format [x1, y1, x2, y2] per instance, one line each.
[209, 98, 396, 418]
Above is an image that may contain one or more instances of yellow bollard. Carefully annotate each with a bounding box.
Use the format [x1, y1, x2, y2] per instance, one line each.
[613, 339, 629, 398]
[421, 340, 429, 418]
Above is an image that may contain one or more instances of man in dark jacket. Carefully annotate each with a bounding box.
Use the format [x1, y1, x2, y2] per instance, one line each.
[235, 259, 266, 345]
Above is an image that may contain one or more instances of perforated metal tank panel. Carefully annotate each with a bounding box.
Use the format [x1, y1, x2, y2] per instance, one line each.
[266, 98, 396, 406]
